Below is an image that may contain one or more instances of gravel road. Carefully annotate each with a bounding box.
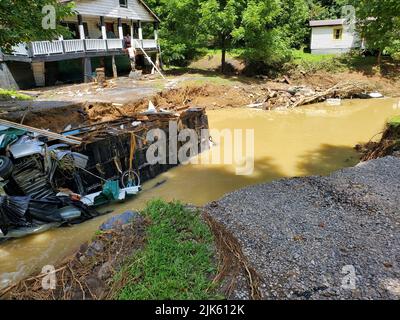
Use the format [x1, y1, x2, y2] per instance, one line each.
[206, 156, 400, 300]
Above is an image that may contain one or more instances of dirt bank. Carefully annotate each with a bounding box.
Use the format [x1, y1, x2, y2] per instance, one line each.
[0, 213, 148, 300]
[0, 204, 258, 300]
[358, 116, 400, 161]
[2, 68, 398, 132]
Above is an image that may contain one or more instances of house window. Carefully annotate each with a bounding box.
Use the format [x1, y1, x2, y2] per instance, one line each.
[333, 27, 343, 40]
[119, 0, 128, 8]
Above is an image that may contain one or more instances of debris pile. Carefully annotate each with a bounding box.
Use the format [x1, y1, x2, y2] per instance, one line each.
[0, 105, 209, 240]
[248, 81, 375, 110]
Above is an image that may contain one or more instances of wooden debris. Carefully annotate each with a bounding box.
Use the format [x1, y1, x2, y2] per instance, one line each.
[250, 80, 373, 110]
[0, 119, 82, 145]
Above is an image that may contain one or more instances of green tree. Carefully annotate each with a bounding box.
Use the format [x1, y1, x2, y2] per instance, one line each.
[199, 0, 246, 73]
[0, 0, 74, 53]
[146, 0, 204, 65]
[352, 0, 400, 63]
[279, 0, 310, 48]
[232, 0, 289, 68]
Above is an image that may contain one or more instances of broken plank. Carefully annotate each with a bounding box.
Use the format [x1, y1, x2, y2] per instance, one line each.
[0, 119, 82, 145]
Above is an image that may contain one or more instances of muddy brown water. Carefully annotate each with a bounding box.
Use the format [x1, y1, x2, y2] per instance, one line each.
[1, 98, 399, 289]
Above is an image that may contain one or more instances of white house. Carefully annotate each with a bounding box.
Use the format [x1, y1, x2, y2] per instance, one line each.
[0, 0, 161, 88]
[310, 19, 361, 54]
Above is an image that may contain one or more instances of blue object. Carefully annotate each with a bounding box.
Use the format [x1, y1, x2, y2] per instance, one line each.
[99, 211, 140, 231]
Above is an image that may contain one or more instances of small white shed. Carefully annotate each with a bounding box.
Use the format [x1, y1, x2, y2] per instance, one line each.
[310, 19, 361, 54]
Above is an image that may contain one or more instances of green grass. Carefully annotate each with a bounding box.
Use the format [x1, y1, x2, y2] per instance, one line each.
[292, 49, 337, 64]
[290, 49, 347, 73]
[114, 200, 221, 300]
[0, 89, 32, 101]
[389, 115, 400, 127]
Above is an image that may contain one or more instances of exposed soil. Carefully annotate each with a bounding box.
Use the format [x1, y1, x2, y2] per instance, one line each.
[2, 68, 399, 133]
[0, 216, 149, 300]
[358, 121, 400, 161]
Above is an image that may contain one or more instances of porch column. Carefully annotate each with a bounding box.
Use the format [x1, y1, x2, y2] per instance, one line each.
[83, 57, 92, 83]
[100, 16, 107, 39]
[32, 62, 46, 87]
[78, 15, 85, 40]
[154, 22, 159, 42]
[138, 21, 143, 40]
[118, 18, 123, 40]
[130, 20, 134, 38]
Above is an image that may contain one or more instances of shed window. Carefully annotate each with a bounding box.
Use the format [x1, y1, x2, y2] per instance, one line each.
[333, 27, 343, 40]
[119, 0, 128, 8]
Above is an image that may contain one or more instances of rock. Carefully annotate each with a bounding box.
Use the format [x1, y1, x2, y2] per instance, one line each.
[97, 261, 113, 280]
[100, 211, 140, 231]
[90, 240, 104, 252]
[129, 70, 143, 79]
[86, 276, 105, 299]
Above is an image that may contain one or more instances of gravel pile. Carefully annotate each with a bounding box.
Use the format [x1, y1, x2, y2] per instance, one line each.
[206, 156, 400, 300]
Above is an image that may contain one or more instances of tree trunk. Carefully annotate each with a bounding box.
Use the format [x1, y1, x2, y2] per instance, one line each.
[377, 49, 382, 66]
[221, 36, 226, 74]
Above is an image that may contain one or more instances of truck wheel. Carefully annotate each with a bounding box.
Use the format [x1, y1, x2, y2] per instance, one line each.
[0, 156, 14, 179]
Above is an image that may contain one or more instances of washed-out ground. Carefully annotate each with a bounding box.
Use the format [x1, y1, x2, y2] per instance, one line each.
[1, 53, 400, 300]
[206, 156, 400, 300]
[2, 68, 399, 133]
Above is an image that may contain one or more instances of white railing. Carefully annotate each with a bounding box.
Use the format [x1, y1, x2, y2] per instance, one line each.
[6, 39, 157, 58]
[64, 39, 85, 53]
[12, 43, 29, 56]
[142, 39, 157, 49]
[107, 39, 124, 50]
[85, 39, 107, 51]
[31, 41, 64, 55]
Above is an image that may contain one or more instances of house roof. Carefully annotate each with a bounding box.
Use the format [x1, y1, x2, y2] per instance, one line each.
[309, 19, 345, 27]
[58, 0, 160, 22]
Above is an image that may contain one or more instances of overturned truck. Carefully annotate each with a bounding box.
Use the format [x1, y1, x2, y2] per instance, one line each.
[0, 106, 209, 239]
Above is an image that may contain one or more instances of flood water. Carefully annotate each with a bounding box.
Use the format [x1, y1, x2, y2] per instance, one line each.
[1, 98, 399, 289]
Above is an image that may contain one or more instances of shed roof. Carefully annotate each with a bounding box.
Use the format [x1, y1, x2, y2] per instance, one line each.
[309, 19, 345, 27]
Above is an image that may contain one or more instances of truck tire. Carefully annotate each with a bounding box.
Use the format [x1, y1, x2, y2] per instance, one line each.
[0, 156, 14, 179]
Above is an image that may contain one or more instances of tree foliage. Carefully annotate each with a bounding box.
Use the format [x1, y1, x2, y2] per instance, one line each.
[351, 0, 400, 61]
[0, 0, 74, 53]
[146, 0, 204, 64]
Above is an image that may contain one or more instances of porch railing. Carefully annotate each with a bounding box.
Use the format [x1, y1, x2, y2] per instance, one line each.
[11, 43, 29, 56]
[133, 39, 158, 50]
[31, 41, 64, 55]
[64, 39, 85, 53]
[85, 39, 107, 51]
[10, 39, 156, 58]
[107, 39, 124, 50]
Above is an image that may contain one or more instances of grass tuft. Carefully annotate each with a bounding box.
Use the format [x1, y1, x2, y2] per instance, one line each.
[115, 200, 221, 300]
[0, 89, 33, 101]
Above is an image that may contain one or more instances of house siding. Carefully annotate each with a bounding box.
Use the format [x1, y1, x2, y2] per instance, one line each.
[73, 0, 156, 22]
[311, 26, 360, 54]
